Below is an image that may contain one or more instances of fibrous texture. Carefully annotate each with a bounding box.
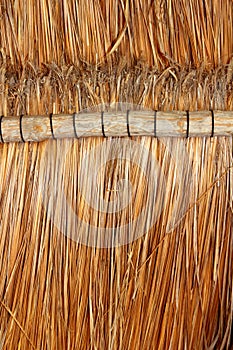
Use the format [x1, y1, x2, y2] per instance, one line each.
[0, 1, 233, 349]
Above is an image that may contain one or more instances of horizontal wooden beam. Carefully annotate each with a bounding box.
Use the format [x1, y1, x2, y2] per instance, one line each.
[0, 110, 233, 143]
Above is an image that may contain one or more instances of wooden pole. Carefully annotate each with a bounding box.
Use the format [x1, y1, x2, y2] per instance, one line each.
[0, 110, 233, 143]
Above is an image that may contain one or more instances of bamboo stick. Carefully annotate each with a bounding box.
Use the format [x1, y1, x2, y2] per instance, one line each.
[0, 110, 233, 142]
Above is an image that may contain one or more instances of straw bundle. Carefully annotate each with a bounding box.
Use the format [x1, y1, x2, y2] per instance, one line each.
[0, 1, 233, 349]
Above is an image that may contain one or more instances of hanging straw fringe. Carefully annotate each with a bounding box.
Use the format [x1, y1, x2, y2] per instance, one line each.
[1, 0, 233, 348]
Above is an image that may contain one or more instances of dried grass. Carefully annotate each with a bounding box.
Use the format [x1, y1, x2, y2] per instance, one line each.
[0, 0, 233, 68]
[0, 1, 233, 349]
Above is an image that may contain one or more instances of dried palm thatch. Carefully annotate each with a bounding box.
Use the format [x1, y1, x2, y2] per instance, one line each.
[0, 0, 233, 349]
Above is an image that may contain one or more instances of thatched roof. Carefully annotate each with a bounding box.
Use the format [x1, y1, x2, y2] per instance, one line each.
[0, 1, 233, 349]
